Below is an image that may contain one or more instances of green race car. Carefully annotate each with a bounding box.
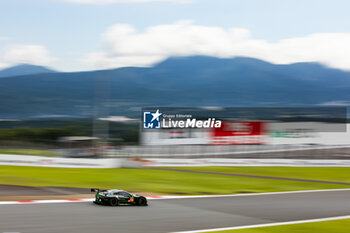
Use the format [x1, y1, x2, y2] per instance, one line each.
[91, 188, 148, 206]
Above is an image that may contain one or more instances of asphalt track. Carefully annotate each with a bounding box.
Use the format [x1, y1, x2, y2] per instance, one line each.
[1, 190, 350, 233]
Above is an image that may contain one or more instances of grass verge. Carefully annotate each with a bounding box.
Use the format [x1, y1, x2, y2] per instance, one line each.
[0, 166, 349, 195]
[0, 149, 59, 157]
[210, 218, 350, 233]
[173, 167, 350, 183]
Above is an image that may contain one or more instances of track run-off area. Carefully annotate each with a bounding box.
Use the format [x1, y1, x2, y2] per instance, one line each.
[1, 189, 350, 233]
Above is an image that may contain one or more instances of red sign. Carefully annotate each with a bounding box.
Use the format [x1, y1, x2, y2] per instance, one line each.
[211, 122, 266, 145]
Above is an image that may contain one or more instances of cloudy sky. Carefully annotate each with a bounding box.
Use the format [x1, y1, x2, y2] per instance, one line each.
[0, 0, 350, 71]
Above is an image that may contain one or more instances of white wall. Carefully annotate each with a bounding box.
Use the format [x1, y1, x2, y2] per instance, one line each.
[267, 123, 350, 145]
[141, 122, 350, 146]
[0, 154, 120, 168]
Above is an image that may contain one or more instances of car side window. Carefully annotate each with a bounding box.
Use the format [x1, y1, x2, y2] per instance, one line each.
[118, 192, 130, 197]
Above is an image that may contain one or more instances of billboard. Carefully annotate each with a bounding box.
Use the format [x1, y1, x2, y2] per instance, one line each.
[211, 122, 266, 145]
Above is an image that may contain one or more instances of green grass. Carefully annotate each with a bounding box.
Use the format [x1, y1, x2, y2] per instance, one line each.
[210, 218, 350, 233]
[0, 149, 59, 157]
[0, 166, 349, 195]
[174, 167, 350, 183]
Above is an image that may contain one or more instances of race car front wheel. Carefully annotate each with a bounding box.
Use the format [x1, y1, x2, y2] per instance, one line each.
[109, 198, 119, 206]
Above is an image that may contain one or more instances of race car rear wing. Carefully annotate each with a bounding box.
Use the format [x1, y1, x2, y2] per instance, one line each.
[91, 188, 107, 193]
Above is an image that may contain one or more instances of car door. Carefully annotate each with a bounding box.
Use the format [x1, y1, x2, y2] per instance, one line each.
[117, 192, 131, 202]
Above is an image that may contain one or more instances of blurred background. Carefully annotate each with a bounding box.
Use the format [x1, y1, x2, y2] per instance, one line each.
[1, 0, 350, 233]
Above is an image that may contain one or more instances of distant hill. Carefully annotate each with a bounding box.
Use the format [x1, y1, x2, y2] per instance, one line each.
[0, 64, 56, 78]
[0, 56, 349, 118]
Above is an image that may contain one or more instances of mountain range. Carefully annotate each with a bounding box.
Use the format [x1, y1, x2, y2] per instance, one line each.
[0, 56, 349, 118]
[0, 64, 56, 78]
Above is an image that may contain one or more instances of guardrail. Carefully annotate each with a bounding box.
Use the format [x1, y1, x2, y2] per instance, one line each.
[107, 144, 350, 158]
[0, 154, 120, 168]
[142, 158, 350, 167]
[1, 154, 350, 168]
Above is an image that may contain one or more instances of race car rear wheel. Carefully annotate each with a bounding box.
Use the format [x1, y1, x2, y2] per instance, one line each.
[109, 198, 118, 206]
[137, 197, 147, 206]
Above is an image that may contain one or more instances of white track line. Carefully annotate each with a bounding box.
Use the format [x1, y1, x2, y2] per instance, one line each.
[156, 188, 350, 200]
[171, 215, 350, 233]
[0, 188, 350, 205]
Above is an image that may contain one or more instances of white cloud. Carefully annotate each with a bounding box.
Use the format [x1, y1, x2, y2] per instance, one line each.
[0, 62, 8, 70]
[0, 44, 56, 68]
[66, 0, 193, 4]
[84, 21, 350, 70]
